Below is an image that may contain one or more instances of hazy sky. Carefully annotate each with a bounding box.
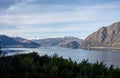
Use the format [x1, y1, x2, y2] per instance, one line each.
[0, 0, 120, 39]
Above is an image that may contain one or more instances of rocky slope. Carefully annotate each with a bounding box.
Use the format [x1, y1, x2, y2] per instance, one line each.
[0, 35, 40, 48]
[59, 41, 80, 49]
[82, 22, 120, 47]
[33, 37, 83, 48]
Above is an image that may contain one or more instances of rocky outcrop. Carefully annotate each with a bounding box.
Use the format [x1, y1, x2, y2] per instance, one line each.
[82, 22, 120, 47]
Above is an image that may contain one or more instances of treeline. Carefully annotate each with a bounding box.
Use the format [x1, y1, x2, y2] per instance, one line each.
[0, 52, 120, 78]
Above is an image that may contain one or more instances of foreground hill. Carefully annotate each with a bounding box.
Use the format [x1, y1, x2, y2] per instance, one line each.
[0, 52, 119, 78]
[33, 37, 83, 48]
[82, 22, 120, 48]
[0, 35, 40, 48]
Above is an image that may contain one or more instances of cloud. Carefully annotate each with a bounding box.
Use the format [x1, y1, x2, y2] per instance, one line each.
[0, 0, 120, 39]
[0, 1, 119, 25]
[0, 22, 107, 39]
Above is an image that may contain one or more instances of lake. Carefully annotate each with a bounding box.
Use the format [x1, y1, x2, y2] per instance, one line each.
[1, 47, 120, 68]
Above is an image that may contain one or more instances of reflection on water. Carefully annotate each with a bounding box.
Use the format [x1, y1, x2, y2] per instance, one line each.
[1, 47, 120, 68]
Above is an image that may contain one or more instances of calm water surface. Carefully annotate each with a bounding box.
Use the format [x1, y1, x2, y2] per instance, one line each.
[1, 47, 120, 67]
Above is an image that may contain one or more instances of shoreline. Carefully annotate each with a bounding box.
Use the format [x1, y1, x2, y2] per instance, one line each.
[81, 47, 120, 51]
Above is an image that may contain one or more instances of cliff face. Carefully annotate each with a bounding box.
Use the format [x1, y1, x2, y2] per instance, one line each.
[82, 22, 120, 47]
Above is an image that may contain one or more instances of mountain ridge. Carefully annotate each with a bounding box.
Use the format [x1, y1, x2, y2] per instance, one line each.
[0, 35, 40, 48]
[0, 35, 83, 49]
[82, 22, 120, 48]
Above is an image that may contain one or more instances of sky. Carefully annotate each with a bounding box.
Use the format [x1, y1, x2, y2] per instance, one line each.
[0, 0, 120, 39]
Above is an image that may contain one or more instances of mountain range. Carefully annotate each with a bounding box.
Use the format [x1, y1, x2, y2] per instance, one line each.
[0, 35, 83, 48]
[0, 22, 120, 49]
[82, 22, 120, 48]
[33, 37, 83, 49]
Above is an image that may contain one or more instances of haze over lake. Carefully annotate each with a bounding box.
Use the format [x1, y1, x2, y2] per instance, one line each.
[2, 47, 120, 68]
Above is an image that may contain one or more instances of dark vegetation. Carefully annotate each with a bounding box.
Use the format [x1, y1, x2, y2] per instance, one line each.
[0, 52, 120, 78]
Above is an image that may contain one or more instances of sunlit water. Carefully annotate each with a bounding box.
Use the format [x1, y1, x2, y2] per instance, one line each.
[1, 47, 120, 68]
